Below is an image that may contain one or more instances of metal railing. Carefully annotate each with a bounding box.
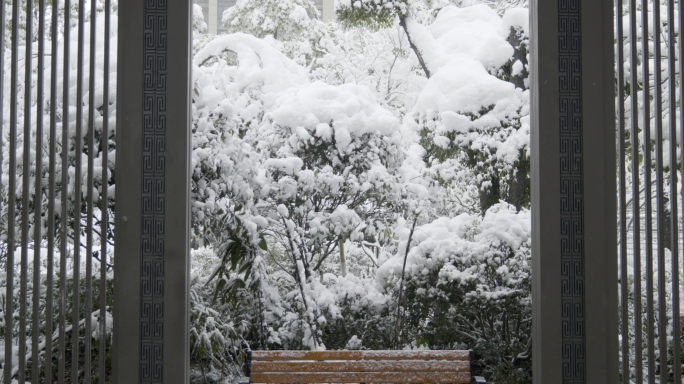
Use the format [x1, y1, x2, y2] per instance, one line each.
[616, 0, 684, 382]
[0, 0, 115, 382]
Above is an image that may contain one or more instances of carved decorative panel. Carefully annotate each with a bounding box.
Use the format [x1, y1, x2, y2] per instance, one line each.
[141, 0, 167, 382]
[559, 0, 585, 382]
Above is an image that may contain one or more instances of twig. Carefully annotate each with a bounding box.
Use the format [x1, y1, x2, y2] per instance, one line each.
[360, 242, 380, 267]
[394, 214, 418, 348]
[200, 363, 209, 384]
[398, 15, 430, 79]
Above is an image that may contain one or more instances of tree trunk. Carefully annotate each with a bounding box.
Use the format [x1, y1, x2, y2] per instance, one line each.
[398, 15, 431, 79]
[502, 27, 531, 211]
[479, 175, 501, 213]
[339, 237, 347, 277]
[395, 217, 418, 348]
[507, 156, 530, 211]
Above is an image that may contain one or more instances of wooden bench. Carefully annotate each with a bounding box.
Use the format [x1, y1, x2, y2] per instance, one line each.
[239, 350, 486, 384]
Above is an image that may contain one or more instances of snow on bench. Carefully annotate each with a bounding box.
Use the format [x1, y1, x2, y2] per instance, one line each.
[239, 350, 486, 384]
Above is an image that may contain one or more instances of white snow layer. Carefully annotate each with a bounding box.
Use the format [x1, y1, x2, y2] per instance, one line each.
[376, 203, 531, 286]
[430, 5, 514, 70]
[194, 34, 400, 149]
[500, 7, 529, 38]
[270, 82, 400, 152]
[412, 5, 523, 122]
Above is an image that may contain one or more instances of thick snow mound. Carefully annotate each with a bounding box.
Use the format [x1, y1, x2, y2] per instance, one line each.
[269, 81, 400, 151]
[409, 5, 522, 124]
[194, 33, 309, 96]
[376, 203, 531, 285]
[500, 8, 529, 38]
[413, 53, 520, 119]
[430, 5, 514, 70]
[317, 273, 390, 316]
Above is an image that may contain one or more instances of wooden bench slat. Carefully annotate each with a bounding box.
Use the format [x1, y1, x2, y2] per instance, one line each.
[252, 351, 363, 361]
[250, 372, 472, 383]
[361, 351, 469, 361]
[251, 350, 470, 361]
[251, 361, 470, 373]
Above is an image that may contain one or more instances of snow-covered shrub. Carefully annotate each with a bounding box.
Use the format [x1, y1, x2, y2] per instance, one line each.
[335, 0, 408, 29]
[317, 273, 395, 350]
[193, 4, 208, 35]
[255, 80, 404, 269]
[618, 247, 684, 383]
[189, 248, 251, 383]
[0, 248, 114, 382]
[222, 0, 319, 40]
[406, 5, 530, 212]
[0, 11, 118, 256]
[377, 203, 532, 381]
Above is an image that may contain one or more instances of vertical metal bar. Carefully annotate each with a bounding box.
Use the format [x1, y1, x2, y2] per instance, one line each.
[32, 0, 46, 382]
[666, 0, 681, 381]
[59, 0, 71, 382]
[4, 0, 20, 382]
[72, 0, 86, 381]
[617, 0, 630, 380]
[0, 0, 5, 267]
[628, 0, 642, 380]
[0, 0, 4, 199]
[678, 0, 684, 378]
[641, 0, 656, 381]
[652, 0, 670, 378]
[84, 0, 97, 380]
[46, 0, 61, 380]
[19, 0, 34, 381]
[0, 0, 5, 379]
[99, 0, 111, 382]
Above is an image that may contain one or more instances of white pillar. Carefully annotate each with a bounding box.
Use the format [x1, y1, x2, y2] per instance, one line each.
[322, 0, 334, 22]
[208, 0, 218, 34]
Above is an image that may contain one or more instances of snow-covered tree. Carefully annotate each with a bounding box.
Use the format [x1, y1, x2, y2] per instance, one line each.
[335, 0, 436, 78]
[0, 11, 118, 258]
[222, 0, 319, 40]
[254, 80, 404, 277]
[403, 4, 530, 212]
[193, 3, 208, 35]
[377, 203, 532, 381]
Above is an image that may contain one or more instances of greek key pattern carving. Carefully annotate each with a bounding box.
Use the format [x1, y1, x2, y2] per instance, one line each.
[559, 0, 585, 382]
[141, 0, 167, 382]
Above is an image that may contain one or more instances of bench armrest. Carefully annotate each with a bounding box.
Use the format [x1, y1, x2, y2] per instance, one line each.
[471, 376, 486, 384]
[238, 378, 250, 384]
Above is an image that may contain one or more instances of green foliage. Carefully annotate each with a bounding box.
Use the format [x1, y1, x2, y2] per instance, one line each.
[397, 231, 532, 380]
[188, 247, 259, 382]
[335, 0, 410, 28]
[204, 211, 264, 306]
[619, 259, 684, 383]
[222, 0, 319, 41]
[0, 256, 114, 383]
[417, 106, 530, 212]
[320, 296, 395, 350]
